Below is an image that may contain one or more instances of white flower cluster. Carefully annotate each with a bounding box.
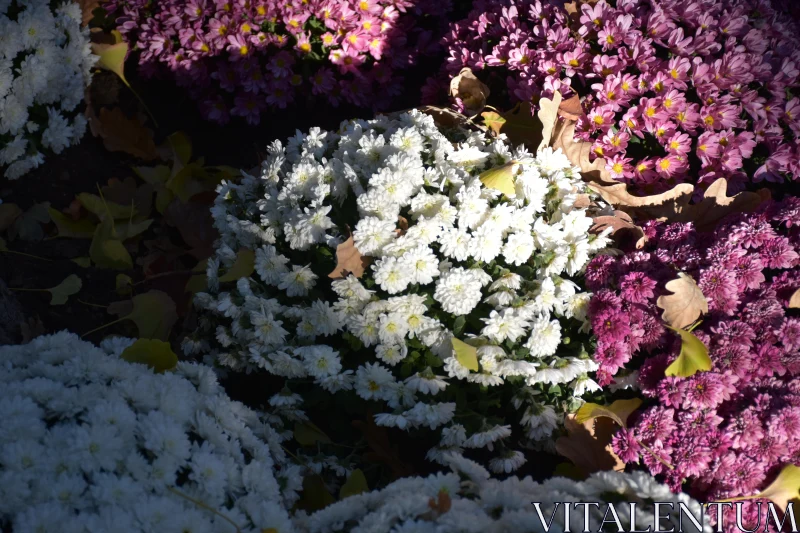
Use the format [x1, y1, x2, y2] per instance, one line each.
[191, 110, 610, 473]
[0, 332, 301, 533]
[0, 0, 96, 179]
[295, 454, 711, 533]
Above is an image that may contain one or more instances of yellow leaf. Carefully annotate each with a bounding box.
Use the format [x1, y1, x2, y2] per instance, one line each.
[47, 274, 82, 305]
[754, 465, 800, 510]
[49, 208, 96, 238]
[451, 338, 479, 372]
[91, 42, 130, 87]
[120, 338, 178, 373]
[218, 249, 255, 283]
[664, 326, 711, 378]
[575, 398, 642, 429]
[133, 165, 171, 185]
[481, 111, 506, 135]
[185, 258, 209, 294]
[115, 273, 133, 296]
[294, 421, 331, 447]
[71, 257, 91, 268]
[108, 290, 178, 340]
[656, 272, 709, 329]
[479, 161, 518, 197]
[339, 469, 368, 500]
[163, 131, 193, 166]
[78, 192, 135, 220]
[89, 219, 133, 270]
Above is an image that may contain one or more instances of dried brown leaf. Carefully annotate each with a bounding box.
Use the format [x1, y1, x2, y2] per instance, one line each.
[559, 93, 584, 121]
[591, 211, 647, 249]
[555, 414, 625, 474]
[676, 178, 771, 232]
[418, 105, 475, 130]
[789, 289, 800, 309]
[494, 102, 544, 150]
[329, 235, 370, 280]
[90, 107, 158, 160]
[573, 193, 592, 209]
[77, 0, 101, 25]
[449, 68, 490, 116]
[0, 203, 22, 232]
[656, 272, 709, 329]
[537, 91, 562, 151]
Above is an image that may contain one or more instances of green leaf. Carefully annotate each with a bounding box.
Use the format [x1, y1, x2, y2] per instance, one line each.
[339, 469, 368, 500]
[47, 274, 82, 305]
[479, 161, 518, 197]
[116, 218, 153, 240]
[11, 202, 50, 242]
[91, 41, 130, 87]
[89, 220, 133, 270]
[167, 163, 213, 202]
[120, 338, 178, 373]
[297, 475, 336, 512]
[49, 208, 96, 238]
[664, 326, 711, 378]
[78, 193, 134, 220]
[451, 337, 479, 372]
[294, 421, 332, 447]
[107, 290, 177, 340]
[452, 316, 466, 336]
[575, 398, 642, 429]
[218, 249, 255, 283]
[163, 131, 193, 166]
[185, 258, 209, 294]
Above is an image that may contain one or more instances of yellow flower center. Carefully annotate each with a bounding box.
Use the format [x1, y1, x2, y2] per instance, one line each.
[659, 159, 671, 170]
[613, 162, 623, 173]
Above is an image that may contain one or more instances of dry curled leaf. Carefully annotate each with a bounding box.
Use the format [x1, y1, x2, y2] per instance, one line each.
[418, 105, 475, 130]
[656, 272, 709, 329]
[77, 0, 101, 25]
[558, 93, 584, 121]
[789, 289, 800, 309]
[537, 91, 562, 152]
[492, 102, 544, 150]
[551, 119, 612, 184]
[591, 210, 647, 249]
[329, 234, 370, 280]
[89, 107, 158, 160]
[449, 68, 490, 116]
[555, 414, 625, 474]
[0, 203, 22, 232]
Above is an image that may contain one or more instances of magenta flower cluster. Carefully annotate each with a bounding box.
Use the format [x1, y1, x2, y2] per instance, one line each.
[585, 198, 800, 523]
[432, 0, 800, 194]
[106, 0, 450, 124]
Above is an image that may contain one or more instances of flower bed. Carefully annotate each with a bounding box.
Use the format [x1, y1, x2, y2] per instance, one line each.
[585, 198, 800, 521]
[0, 0, 96, 179]
[296, 454, 710, 533]
[0, 332, 298, 531]
[433, 0, 800, 194]
[186, 109, 611, 473]
[105, 0, 452, 124]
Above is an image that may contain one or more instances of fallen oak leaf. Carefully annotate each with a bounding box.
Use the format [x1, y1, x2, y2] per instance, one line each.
[675, 178, 771, 232]
[789, 289, 800, 308]
[90, 107, 158, 160]
[656, 272, 709, 330]
[449, 67, 490, 116]
[329, 233, 370, 280]
[536, 90, 562, 151]
[555, 414, 625, 474]
[558, 93, 584, 121]
[491, 102, 545, 150]
[590, 210, 647, 249]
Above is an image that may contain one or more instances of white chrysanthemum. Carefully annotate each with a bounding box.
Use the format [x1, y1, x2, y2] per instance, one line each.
[1, 1, 96, 179]
[0, 332, 296, 530]
[194, 110, 608, 473]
